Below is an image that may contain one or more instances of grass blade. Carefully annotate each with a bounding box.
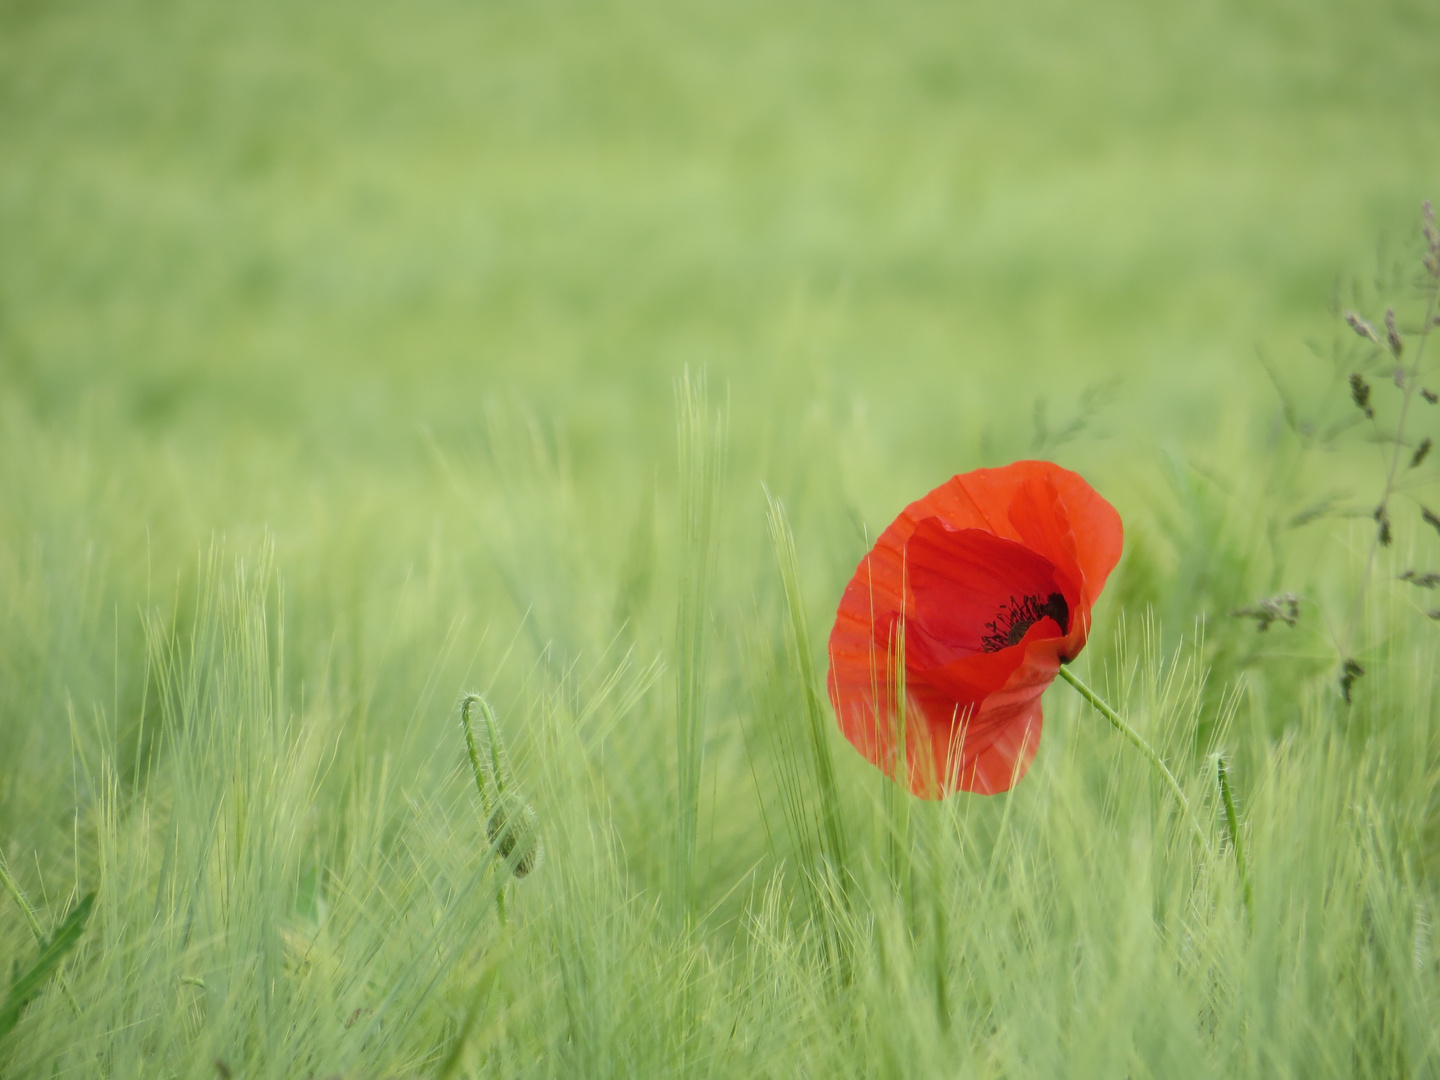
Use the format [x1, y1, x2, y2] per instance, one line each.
[0, 891, 95, 1039]
[674, 368, 725, 917]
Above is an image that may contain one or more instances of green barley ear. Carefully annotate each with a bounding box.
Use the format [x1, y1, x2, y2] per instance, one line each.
[459, 693, 543, 878]
[1212, 752, 1252, 919]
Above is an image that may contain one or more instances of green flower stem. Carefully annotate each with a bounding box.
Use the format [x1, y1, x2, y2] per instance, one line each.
[460, 694, 493, 813]
[1057, 666, 1208, 848]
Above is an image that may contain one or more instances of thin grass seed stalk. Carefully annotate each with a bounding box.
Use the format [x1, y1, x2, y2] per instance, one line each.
[1260, 204, 1440, 702]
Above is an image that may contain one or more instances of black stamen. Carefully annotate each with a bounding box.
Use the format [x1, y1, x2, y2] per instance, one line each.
[980, 592, 1070, 652]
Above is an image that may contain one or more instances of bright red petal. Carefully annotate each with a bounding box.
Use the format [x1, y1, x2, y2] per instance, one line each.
[826, 461, 1122, 798]
[905, 520, 1069, 666]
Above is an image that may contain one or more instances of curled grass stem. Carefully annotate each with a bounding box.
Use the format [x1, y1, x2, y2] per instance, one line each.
[460, 693, 510, 924]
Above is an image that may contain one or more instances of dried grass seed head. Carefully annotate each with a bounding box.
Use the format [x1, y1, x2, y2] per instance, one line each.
[1229, 592, 1300, 631]
[1345, 311, 1381, 344]
[1423, 506, 1440, 538]
[1398, 570, 1440, 588]
[1385, 308, 1404, 357]
[1340, 659, 1365, 704]
[1350, 373, 1374, 418]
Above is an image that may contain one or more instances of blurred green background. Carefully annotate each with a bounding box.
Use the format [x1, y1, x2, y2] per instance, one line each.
[4, 0, 1437, 473]
[3, 0, 1440, 1075]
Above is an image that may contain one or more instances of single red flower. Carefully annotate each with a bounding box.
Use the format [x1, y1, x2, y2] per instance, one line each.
[826, 461, 1123, 798]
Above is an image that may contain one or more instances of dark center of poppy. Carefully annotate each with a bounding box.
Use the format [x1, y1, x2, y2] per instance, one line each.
[980, 592, 1070, 653]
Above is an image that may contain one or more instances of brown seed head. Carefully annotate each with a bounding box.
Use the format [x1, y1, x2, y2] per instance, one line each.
[1423, 506, 1440, 538]
[1345, 311, 1380, 343]
[1398, 570, 1440, 588]
[1228, 592, 1300, 632]
[1349, 373, 1373, 418]
[1386, 308, 1403, 357]
[1340, 658, 1365, 704]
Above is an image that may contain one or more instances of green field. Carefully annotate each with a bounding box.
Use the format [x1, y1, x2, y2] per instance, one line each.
[3, 0, 1440, 1075]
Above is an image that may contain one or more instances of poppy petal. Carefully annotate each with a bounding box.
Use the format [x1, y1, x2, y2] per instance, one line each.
[917, 621, 1067, 794]
[904, 520, 1067, 666]
[826, 461, 1123, 798]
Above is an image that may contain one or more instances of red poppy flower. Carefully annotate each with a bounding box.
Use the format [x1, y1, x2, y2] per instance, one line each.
[826, 461, 1123, 798]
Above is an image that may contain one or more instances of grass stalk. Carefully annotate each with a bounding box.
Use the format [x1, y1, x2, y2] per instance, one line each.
[0, 850, 47, 947]
[764, 493, 849, 885]
[673, 369, 725, 918]
[0, 851, 83, 1017]
[1342, 281, 1440, 670]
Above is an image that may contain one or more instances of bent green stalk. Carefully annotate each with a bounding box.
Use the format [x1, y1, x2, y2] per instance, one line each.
[460, 693, 507, 924]
[1057, 665, 1208, 847]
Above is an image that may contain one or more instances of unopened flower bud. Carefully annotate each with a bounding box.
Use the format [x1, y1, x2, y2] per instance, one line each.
[459, 693, 544, 881]
[487, 792, 543, 878]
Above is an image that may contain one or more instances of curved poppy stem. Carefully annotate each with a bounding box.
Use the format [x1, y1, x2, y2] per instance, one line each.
[1057, 666, 1208, 848]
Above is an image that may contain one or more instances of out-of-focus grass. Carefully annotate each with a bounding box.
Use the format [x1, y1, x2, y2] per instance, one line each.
[2, 0, 1439, 1075]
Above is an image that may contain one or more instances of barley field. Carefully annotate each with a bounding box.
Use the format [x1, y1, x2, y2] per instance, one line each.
[2, 0, 1440, 1076]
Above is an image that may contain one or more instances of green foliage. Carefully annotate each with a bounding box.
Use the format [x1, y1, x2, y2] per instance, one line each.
[2, 0, 1440, 1075]
[0, 892, 93, 1039]
[674, 370, 726, 918]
